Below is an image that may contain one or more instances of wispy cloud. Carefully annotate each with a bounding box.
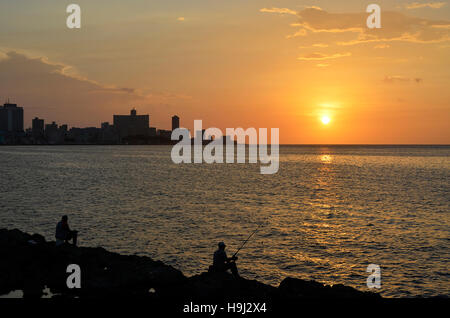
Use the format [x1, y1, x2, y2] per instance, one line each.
[297, 52, 351, 61]
[299, 43, 329, 49]
[286, 29, 308, 38]
[260, 7, 297, 15]
[0, 50, 191, 127]
[291, 7, 450, 45]
[384, 75, 423, 83]
[374, 44, 390, 49]
[305, 6, 323, 11]
[405, 2, 446, 9]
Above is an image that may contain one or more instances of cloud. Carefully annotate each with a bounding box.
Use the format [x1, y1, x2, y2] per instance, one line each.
[305, 6, 323, 11]
[286, 29, 308, 38]
[92, 87, 137, 94]
[297, 52, 351, 61]
[260, 7, 297, 15]
[295, 8, 365, 34]
[0, 51, 137, 94]
[405, 2, 446, 9]
[316, 63, 330, 67]
[374, 44, 390, 48]
[0, 51, 185, 127]
[299, 43, 329, 48]
[291, 7, 450, 45]
[383, 75, 423, 83]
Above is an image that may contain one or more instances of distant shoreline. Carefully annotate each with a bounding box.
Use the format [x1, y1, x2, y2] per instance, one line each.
[0, 144, 449, 147]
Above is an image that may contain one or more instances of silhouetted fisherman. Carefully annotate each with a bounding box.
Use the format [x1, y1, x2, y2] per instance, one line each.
[55, 215, 78, 246]
[212, 242, 239, 278]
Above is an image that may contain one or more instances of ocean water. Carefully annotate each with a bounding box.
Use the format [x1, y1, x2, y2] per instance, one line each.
[0, 145, 448, 297]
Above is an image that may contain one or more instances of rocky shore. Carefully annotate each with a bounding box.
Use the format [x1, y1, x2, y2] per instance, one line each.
[0, 228, 381, 303]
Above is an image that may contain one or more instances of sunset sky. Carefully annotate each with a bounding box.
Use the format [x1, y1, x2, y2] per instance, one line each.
[0, 0, 449, 144]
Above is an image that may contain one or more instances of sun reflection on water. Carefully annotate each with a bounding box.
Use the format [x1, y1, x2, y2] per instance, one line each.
[320, 154, 333, 164]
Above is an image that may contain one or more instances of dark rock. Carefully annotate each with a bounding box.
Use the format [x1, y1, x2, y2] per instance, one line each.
[278, 277, 382, 299]
[0, 228, 186, 299]
[0, 228, 382, 301]
[179, 271, 278, 301]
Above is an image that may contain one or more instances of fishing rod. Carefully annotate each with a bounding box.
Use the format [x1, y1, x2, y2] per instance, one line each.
[232, 225, 262, 258]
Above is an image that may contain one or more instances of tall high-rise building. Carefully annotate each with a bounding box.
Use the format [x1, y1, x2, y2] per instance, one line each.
[172, 115, 180, 131]
[113, 108, 149, 141]
[0, 102, 24, 133]
[32, 117, 44, 137]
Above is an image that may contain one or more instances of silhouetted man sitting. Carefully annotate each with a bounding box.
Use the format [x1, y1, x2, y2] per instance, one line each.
[212, 242, 239, 278]
[55, 215, 78, 246]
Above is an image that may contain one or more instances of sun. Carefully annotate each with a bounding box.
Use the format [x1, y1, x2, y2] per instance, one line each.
[321, 115, 331, 125]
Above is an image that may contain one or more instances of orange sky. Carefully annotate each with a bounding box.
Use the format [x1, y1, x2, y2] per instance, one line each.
[0, 0, 449, 144]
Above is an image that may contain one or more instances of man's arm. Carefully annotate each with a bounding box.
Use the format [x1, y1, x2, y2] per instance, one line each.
[63, 222, 71, 232]
[224, 252, 237, 262]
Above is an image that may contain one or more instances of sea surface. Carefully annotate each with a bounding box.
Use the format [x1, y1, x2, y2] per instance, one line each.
[0, 145, 448, 297]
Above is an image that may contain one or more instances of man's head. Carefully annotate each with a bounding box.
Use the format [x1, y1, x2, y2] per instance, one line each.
[218, 241, 226, 250]
[62, 215, 68, 222]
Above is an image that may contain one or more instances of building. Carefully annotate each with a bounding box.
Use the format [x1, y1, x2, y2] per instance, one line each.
[113, 108, 149, 142]
[68, 127, 100, 144]
[0, 102, 24, 133]
[45, 121, 64, 144]
[172, 115, 180, 131]
[32, 117, 44, 137]
[100, 122, 119, 144]
[157, 129, 172, 140]
[148, 127, 157, 137]
[101, 122, 110, 130]
[45, 121, 58, 135]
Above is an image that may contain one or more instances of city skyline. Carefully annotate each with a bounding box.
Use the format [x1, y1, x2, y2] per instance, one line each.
[1, 100, 179, 131]
[0, 100, 183, 145]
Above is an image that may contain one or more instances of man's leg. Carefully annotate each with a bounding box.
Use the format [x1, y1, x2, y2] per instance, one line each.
[72, 231, 78, 246]
[65, 231, 77, 246]
[65, 232, 72, 244]
[227, 262, 239, 278]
